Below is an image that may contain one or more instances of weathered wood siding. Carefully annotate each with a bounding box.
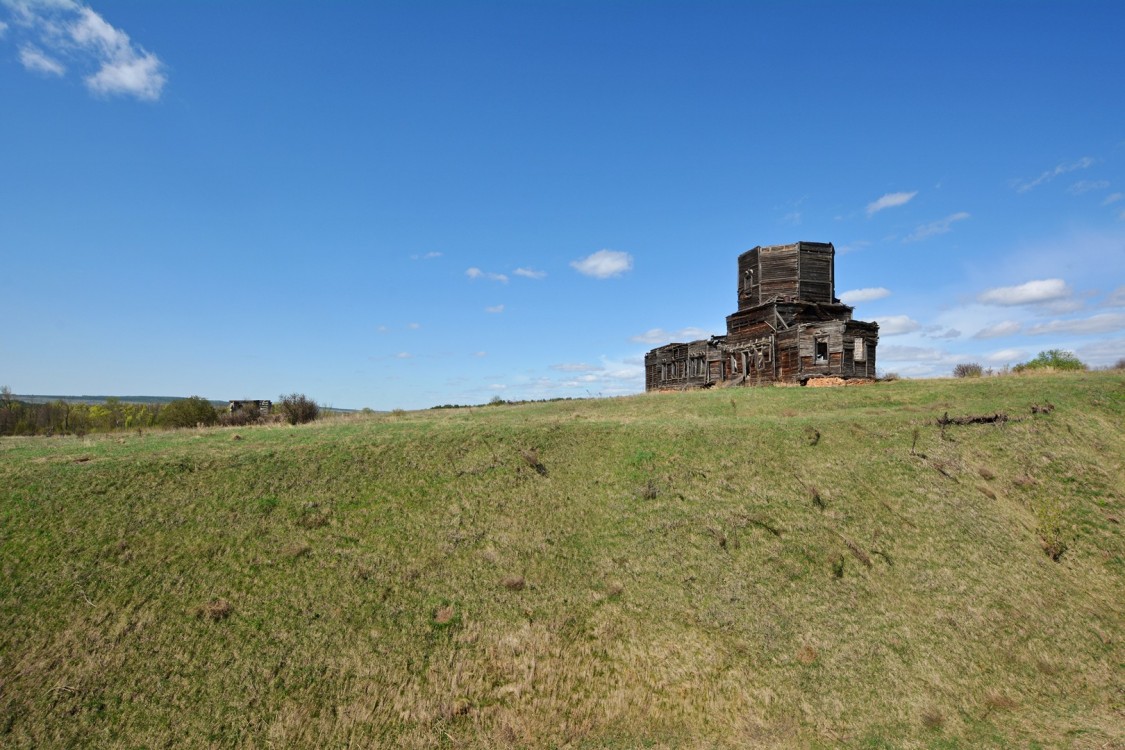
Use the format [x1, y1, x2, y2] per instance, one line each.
[797, 244, 834, 303]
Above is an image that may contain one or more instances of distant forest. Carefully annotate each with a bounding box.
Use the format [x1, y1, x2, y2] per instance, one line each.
[0, 388, 174, 436]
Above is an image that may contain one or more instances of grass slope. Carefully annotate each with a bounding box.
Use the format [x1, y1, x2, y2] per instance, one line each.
[1, 373, 1122, 749]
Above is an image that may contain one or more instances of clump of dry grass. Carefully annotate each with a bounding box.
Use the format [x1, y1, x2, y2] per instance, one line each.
[501, 575, 525, 591]
[519, 448, 548, 476]
[921, 706, 945, 730]
[283, 541, 311, 558]
[978, 485, 997, 500]
[796, 645, 818, 665]
[639, 479, 659, 499]
[298, 510, 330, 529]
[606, 581, 624, 597]
[433, 605, 455, 625]
[983, 690, 1018, 714]
[197, 598, 232, 621]
[978, 466, 996, 480]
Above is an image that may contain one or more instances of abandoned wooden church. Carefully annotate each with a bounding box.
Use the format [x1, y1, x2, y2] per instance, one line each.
[644, 241, 879, 390]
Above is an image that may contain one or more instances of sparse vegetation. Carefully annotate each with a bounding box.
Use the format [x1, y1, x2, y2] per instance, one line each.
[278, 392, 320, 425]
[953, 362, 984, 378]
[1014, 348, 1087, 373]
[157, 395, 218, 428]
[1, 371, 1122, 748]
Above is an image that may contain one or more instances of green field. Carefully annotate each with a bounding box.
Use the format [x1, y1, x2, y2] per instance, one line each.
[2, 373, 1122, 748]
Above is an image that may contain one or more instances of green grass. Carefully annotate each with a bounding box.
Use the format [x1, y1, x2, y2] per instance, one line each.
[1, 372, 1123, 748]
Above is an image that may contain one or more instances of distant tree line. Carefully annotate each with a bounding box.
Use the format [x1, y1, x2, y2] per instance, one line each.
[0, 388, 321, 436]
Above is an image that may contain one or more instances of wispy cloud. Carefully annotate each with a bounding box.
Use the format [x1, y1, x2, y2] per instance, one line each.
[2, 0, 167, 100]
[629, 327, 709, 345]
[1068, 179, 1109, 195]
[550, 362, 602, 373]
[978, 278, 1070, 306]
[410, 251, 442, 260]
[1102, 193, 1123, 206]
[839, 287, 890, 304]
[484, 304, 504, 314]
[1013, 157, 1094, 193]
[572, 249, 633, 279]
[1024, 312, 1125, 336]
[972, 320, 1021, 339]
[904, 212, 970, 242]
[987, 348, 1026, 363]
[18, 43, 63, 74]
[394, 352, 413, 359]
[465, 267, 508, 283]
[1106, 286, 1125, 307]
[866, 191, 917, 216]
[923, 327, 961, 340]
[513, 267, 546, 280]
[874, 315, 921, 335]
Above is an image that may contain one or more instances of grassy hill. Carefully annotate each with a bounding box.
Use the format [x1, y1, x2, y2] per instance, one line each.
[1, 372, 1122, 748]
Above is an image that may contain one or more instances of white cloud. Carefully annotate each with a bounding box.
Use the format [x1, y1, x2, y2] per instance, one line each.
[987, 348, 1026, 363]
[866, 191, 917, 216]
[1068, 180, 1109, 195]
[1013, 157, 1094, 193]
[465, 267, 508, 283]
[571, 249, 633, 279]
[878, 344, 955, 363]
[1106, 286, 1125, 307]
[513, 267, 546, 279]
[550, 363, 602, 373]
[1024, 313, 1125, 336]
[978, 278, 1070, 306]
[0, 20, 8, 35]
[924, 327, 961, 340]
[1075, 337, 1125, 367]
[780, 211, 801, 225]
[904, 212, 970, 242]
[835, 240, 871, 255]
[973, 320, 1021, 339]
[484, 304, 504, 314]
[376, 325, 389, 333]
[1102, 193, 1123, 206]
[18, 43, 64, 74]
[629, 327, 710, 345]
[411, 251, 442, 260]
[4, 0, 167, 100]
[395, 352, 412, 359]
[839, 287, 890, 304]
[874, 315, 921, 336]
[407, 322, 420, 329]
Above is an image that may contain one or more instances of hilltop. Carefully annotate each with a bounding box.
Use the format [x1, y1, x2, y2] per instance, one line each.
[1, 372, 1122, 748]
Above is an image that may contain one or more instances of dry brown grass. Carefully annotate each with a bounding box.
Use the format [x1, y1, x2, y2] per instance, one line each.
[196, 598, 232, 621]
[501, 575, 526, 591]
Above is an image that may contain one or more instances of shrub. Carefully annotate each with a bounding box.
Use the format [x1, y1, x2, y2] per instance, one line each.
[953, 363, 983, 378]
[279, 393, 320, 425]
[1113, 357, 1125, 370]
[1014, 349, 1087, 373]
[158, 396, 218, 428]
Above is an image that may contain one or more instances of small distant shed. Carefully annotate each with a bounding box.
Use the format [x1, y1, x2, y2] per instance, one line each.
[228, 399, 272, 414]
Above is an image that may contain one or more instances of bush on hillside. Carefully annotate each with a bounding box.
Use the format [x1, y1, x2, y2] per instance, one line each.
[1014, 349, 1087, 373]
[279, 393, 319, 425]
[158, 396, 218, 428]
[953, 363, 984, 378]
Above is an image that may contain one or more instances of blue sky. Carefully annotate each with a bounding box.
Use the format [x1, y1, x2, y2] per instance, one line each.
[3, 0, 1124, 409]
